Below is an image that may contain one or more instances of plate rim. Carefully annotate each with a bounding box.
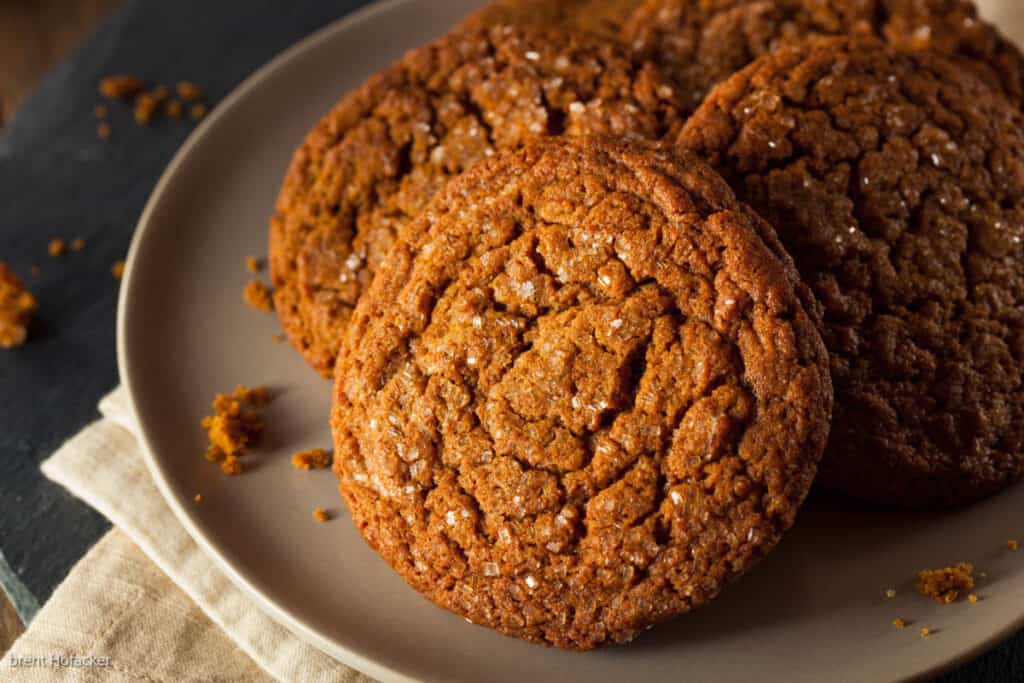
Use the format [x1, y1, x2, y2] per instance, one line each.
[115, 1, 1024, 681]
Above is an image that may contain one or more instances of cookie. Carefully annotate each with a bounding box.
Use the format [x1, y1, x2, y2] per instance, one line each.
[624, 0, 1024, 114]
[680, 37, 1024, 508]
[269, 25, 684, 377]
[330, 137, 833, 649]
[457, 0, 642, 41]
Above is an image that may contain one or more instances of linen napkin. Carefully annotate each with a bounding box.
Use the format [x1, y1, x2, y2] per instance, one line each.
[1, 388, 374, 683]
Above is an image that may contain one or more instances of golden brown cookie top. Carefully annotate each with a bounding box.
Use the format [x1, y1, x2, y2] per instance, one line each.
[681, 37, 1024, 508]
[624, 0, 1024, 114]
[269, 23, 685, 377]
[331, 136, 832, 649]
[457, 0, 643, 41]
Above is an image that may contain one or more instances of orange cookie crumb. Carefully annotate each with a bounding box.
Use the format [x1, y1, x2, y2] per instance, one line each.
[0, 264, 37, 349]
[244, 280, 273, 312]
[893, 618, 907, 629]
[112, 260, 126, 280]
[194, 494, 203, 503]
[48, 238, 67, 257]
[201, 385, 272, 476]
[99, 75, 147, 99]
[177, 81, 203, 101]
[134, 92, 159, 124]
[70, 238, 85, 252]
[312, 508, 330, 523]
[291, 448, 332, 471]
[968, 594, 979, 603]
[920, 627, 932, 638]
[916, 563, 975, 604]
[220, 454, 244, 476]
[245, 256, 263, 273]
[166, 99, 183, 119]
[190, 103, 207, 121]
[1009, 540, 1020, 551]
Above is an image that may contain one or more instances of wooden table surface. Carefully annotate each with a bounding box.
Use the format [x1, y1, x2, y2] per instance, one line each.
[0, 0, 120, 651]
[0, 0, 120, 126]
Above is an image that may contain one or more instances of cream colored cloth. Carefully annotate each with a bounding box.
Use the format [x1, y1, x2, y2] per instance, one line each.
[1, 388, 373, 683]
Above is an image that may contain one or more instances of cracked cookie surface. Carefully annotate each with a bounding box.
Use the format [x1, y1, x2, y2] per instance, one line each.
[457, 0, 642, 41]
[680, 37, 1024, 508]
[624, 0, 1024, 115]
[269, 24, 684, 377]
[330, 137, 832, 649]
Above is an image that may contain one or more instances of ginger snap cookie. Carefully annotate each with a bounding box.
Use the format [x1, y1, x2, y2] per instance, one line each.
[624, 0, 1024, 114]
[269, 24, 684, 377]
[457, 0, 642, 41]
[330, 137, 832, 649]
[680, 37, 1024, 508]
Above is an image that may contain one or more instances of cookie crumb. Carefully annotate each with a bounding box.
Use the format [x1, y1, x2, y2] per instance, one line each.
[99, 75, 146, 99]
[312, 508, 330, 523]
[177, 81, 203, 101]
[968, 593, 979, 603]
[244, 280, 273, 312]
[94, 104, 108, 119]
[920, 627, 932, 638]
[220, 454, 244, 476]
[166, 99, 184, 120]
[134, 92, 159, 125]
[916, 563, 974, 604]
[273, 333, 286, 343]
[893, 617, 907, 629]
[70, 238, 85, 252]
[111, 260, 126, 281]
[0, 264, 37, 348]
[48, 239, 67, 257]
[1009, 540, 1020, 551]
[194, 494, 202, 503]
[190, 103, 208, 121]
[201, 385, 271, 475]
[97, 122, 112, 141]
[885, 588, 896, 599]
[245, 256, 263, 273]
[291, 448, 332, 470]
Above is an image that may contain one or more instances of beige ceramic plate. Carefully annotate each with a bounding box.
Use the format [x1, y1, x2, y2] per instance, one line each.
[118, 0, 1024, 681]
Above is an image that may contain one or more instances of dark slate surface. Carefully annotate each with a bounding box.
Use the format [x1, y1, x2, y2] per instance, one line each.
[0, 1, 1019, 680]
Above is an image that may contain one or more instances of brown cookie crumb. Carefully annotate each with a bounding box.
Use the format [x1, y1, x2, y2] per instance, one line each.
[968, 594, 979, 603]
[916, 563, 975, 604]
[1009, 540, 1020, 551]
[893, 617, 907, 629]
[70, 238, 85, 252]
[99, 75, 147, 99]
[94, 104, 108, 119]
[48, 239, 66, 257]
[134, 93, 159, 125]
[0, 264, 37, 349]
[166, 100, 184, 120]
[189, 103, 207, 121]
[244, 280, 273, 312]
[201, 385, 271, 473]
[312, 508, 330, 523]
[291, 448, 331, 471]
[111, 261, 126, 281]
[920, 627, 933, 638]
[97, 123, 112, 141]
[221, 455, 244, 476]
[177, 81, 202, 101]
[245, 256, 263, 273]
[194, 494, 203, 503]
